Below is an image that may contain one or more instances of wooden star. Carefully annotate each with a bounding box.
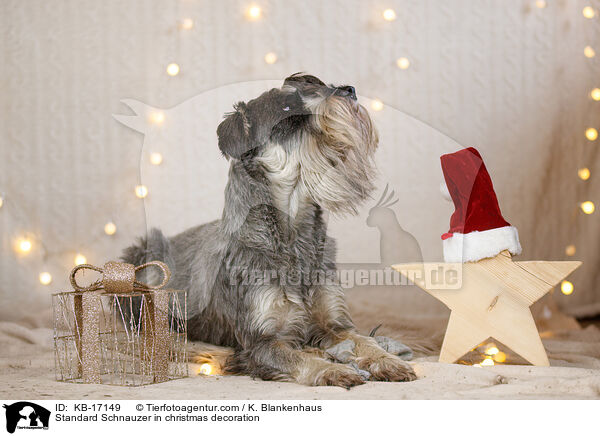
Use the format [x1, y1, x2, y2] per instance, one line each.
[392, 250, 581, 366]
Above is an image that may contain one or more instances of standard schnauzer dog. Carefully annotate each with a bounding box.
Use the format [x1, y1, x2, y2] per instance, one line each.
[122, 73, 416, 387]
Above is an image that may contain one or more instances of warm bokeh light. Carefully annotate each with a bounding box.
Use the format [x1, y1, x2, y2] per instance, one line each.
[494, 351, 507, 363]
[16, 238, 32, 254]
[166, 63, 180, 76]
[149, 111, 165, 124]
[74, 254, 87, 266]
[150, 152, 163, 165]
[591, 88, 600, 101]
[581, 201, 595, 214]
[578, 168, 591, 180]
[135, 185, 148, 199]
[383, 9, 396, 21]
[565, 245, 576, 256]
[39, 272, 52, 285]
[584, 46, 596, 58]
[583, 6, 595, 18]
[535, 0, 547, 8]
[396, 57, 410, 69]
[371, 99, 384, 111]
[481, 357, 495, 366]
[561, 280, 574, 295]
[199, 363, 213, 375]
[247, 5, 261, 19]
[180, 18, 194, 30]
[485, 346, 499, 356]
[264, 52, 277, 64]
[104, 221, 117, 236]
[585, 127, 598, 141]
[0, 196, 3, 209]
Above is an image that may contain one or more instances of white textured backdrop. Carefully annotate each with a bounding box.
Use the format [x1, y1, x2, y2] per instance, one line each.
[1, 0, 598, 324]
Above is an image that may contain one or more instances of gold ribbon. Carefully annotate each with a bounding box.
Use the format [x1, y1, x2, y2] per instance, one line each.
[69, 261, 171, 294]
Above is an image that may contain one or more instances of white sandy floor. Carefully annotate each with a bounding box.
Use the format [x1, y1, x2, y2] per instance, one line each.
[1, 320, 600, 400]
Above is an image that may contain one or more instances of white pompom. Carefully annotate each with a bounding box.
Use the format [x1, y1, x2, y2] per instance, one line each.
[440, 181, 452, 202]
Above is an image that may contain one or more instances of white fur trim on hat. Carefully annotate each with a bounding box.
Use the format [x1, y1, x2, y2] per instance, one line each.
[442, 225, 522, 263]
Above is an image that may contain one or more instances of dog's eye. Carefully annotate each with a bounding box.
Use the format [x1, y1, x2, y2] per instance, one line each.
[283, 106, 290, 111]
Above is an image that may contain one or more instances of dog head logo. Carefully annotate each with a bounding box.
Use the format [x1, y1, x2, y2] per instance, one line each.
[113, 73, 456, 269]
[3, 402, 50, 433]
[113, 75, 379, 235]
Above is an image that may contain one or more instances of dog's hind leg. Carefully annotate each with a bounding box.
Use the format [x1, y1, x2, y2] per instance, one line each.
[225, 340, 365, 389]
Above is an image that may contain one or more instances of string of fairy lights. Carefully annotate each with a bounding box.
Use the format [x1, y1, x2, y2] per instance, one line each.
[559, 2, 598, 298]
[470, 1, 599, 367]
[1, 2, 597, 369]
[1, 4, 416, 289]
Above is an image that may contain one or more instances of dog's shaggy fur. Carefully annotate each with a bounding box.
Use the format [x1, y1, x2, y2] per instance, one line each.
[122, 73, 416, 387]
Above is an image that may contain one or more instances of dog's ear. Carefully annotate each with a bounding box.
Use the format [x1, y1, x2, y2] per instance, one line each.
[217, 102, 255, 159]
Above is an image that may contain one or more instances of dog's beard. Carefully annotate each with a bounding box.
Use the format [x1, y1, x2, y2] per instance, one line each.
[299, 96, 379, 215]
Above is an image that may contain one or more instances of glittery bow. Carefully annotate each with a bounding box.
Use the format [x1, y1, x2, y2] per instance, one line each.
[69, 261, 171, 294]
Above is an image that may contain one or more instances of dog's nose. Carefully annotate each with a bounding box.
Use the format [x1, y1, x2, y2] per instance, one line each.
[338, 86, 357, 100]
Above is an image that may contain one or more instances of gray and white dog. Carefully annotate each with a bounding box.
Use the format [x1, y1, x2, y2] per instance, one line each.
[122, 73, 416, 388]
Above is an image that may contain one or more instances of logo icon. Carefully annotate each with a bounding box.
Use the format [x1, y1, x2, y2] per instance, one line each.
[3, 402, 50, 434]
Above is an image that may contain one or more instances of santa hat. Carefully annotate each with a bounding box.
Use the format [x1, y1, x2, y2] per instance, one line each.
[440, 147, 522, 263]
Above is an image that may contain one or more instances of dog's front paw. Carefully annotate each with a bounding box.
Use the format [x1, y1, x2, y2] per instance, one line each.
[312, 363, 366, 389]
[357, 355, 417, 382]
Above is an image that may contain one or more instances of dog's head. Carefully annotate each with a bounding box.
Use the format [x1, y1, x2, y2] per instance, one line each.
[217, 73, 379, 215]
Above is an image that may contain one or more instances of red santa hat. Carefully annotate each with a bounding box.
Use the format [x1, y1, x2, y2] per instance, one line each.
[440, 147, 522, 263]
